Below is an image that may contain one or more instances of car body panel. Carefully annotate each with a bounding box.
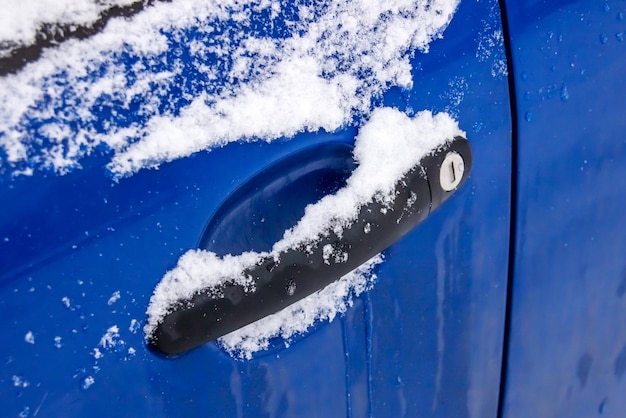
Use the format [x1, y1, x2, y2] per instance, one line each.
[501, 0, 626, 416]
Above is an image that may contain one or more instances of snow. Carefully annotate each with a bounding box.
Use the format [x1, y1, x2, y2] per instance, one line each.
[12, 375, 30, 388]
[272, 109, 462, 254]
[107, 290, 121, 305]
[0, 0, 136, 55]
[128, 319, 140, 333]
[220, 255, 383, 359]
[92, 347, 104, 359]
[475, 4, 507, 78]
[145, 107, 463, 357]
[1, 0, 464, 359]
[0, 0, 460, 177]
[81, 375, 95, 390]
[99, 325, 121, 349]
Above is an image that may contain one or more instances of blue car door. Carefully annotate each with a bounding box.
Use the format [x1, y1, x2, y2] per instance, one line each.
[0, 0, 512, 417]
[499, 0, 626, 416]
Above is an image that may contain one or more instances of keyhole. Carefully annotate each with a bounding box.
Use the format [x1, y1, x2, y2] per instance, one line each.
[449, 160, 457, 183]
[440, 152, 464, 191]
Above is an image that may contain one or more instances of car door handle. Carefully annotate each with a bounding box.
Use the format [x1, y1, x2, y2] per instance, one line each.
[148, 136, 471, 356]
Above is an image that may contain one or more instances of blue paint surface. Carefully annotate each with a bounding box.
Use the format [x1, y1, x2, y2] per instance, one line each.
[502, 0, 626, 416]
[0, 0, 511, 416]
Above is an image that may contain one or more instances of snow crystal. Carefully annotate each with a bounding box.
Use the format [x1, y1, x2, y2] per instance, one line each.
[145, 107, 463, 356]
[107, 290, 121, 305]
[12, 375, 30, 388]
[0, 0, 460, 176]
[125, 347, 136, 360]
[24, 331, 35, 344]
[99, 325, 120, 349]
[128, 318, 140, 333]
[80, 375, 95, 390]
[92, 347, 104, 359]
[475, 3, 507, 78]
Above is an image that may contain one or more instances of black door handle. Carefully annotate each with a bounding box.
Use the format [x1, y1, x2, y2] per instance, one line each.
[148, 136, 471, 356]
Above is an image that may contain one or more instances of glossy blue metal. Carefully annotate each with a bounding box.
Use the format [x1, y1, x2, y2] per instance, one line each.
[0, 1, 511, 416]
[502, 0, 626, 416]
